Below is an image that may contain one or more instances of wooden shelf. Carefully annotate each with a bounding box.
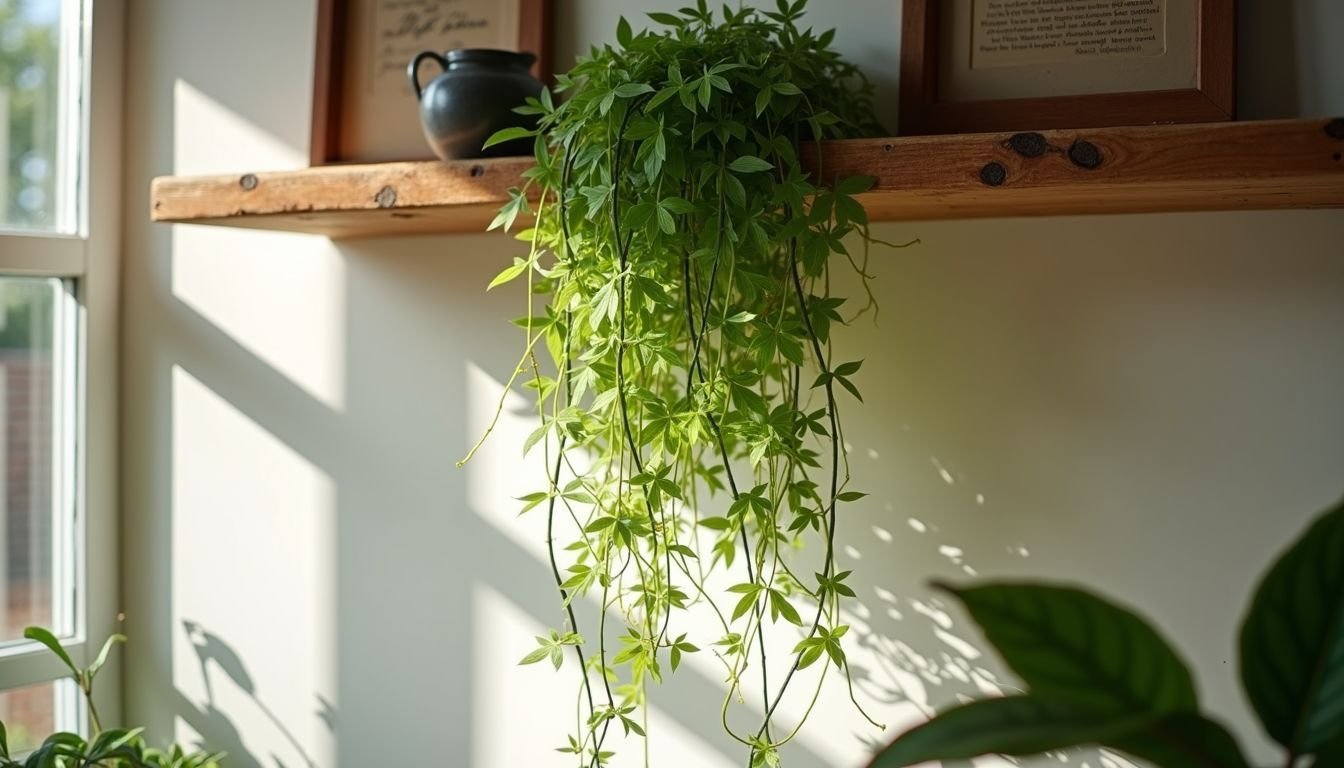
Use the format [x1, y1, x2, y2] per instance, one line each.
[151, 118, 1344, 239]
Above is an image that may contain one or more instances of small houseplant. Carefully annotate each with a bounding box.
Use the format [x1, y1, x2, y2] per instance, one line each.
[1, 628, 223, 767]
[870, 496, 1344, 768]
[464, 1, 908, 765]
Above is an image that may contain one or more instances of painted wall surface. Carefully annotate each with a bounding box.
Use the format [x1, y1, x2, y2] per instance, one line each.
[120, 2, 1344, 767]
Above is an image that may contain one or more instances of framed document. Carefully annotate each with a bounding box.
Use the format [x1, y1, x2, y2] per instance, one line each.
[899, 0, 1235, 135]
[311, 0, 553, 164]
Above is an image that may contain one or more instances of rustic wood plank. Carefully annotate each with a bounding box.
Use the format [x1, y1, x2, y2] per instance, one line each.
[807, 118, 1344, 220]
[151, 156, 534, 238]
[152, 119, 1344, 238]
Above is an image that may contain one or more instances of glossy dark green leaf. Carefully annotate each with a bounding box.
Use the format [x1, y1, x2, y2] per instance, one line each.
[1312, 730, 1344, 767]
[1240, 497, 1344, 754]
[867, 696, 1146, 767]
[1107, 712, 1250, 768]
[940, 583, 1198, 715]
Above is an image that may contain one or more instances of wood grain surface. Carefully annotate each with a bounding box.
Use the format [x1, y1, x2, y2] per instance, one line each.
[152, 119, 1344, 239]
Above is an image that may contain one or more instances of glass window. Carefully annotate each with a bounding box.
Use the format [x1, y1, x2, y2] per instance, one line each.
[0, 277, 75, 644]
[0, 680, 79, 754]
[0, 0, 99, 750]
[1, 0, 79, 233]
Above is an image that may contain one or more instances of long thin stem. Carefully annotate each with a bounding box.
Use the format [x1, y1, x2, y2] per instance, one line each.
[82, 679, 103, 736]
[753, 231, 842, 744]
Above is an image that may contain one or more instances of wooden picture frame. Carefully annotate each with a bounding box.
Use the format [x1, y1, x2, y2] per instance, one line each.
[311, 0, 554, 165]
[899, 0, 1235, 135]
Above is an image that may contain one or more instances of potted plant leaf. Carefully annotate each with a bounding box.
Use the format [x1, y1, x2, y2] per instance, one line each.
[2, 628, 223, 767]
[869, 496, 1344, 768]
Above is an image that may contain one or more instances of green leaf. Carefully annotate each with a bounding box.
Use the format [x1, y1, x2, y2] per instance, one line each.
[23, 626, 79, 677]
[833, 359, 863, 377]
[655, 205, 675, 234]
[668, 543, 697, 559]
[487, 258, 529, 290]
[770, 592, 802, 626]
[519, 646, 552, 666]
[728, 155, 773, 174]
[482, 126, 535, 150]
[795, 642, 824, 670]
[732, 590, 759, 622]
[86, 633, 127, 683]
[754, 88, 772, 117]
[1107, 713, 1251, 768]
[585, 516, 619, 533]
[868, 696, 1148, 767]
[1313, 730, 1344, 766]
[772, 82, 802, 96]
[1240, 497, 1344, 754]
[661, 196, 696, 214]
[616, 16, 633, 47]
[940, 583, 1198, 716]
[614, 82, 655, 98]
[835, 175, 876, 196]
[0, 721, 8, 760]
[837, 376, 863, 402]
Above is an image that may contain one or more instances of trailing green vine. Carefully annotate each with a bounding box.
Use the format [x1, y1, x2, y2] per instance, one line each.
[464, 2, 908, 765]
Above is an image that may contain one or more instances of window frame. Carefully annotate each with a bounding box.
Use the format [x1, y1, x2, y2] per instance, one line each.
[0, 0, 123, 732]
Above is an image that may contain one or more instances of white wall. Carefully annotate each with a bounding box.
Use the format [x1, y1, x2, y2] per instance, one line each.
[119, 2, 1344, 767]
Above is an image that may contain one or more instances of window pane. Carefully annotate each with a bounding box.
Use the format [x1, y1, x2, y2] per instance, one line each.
[1, 0, 78, 233]
[0, 679, 77, 754]
[0, 278, 73, 643]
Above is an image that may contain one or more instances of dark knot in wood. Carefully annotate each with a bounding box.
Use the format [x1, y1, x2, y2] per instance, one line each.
[239, 173, 259, 191]
[979, 161, 1008, 187]
[470, 165, 486, 177]
[374, 186, 398, 208]
[1326, 118, 1344, 140]
[1068, 140, 1104, 170]
[1005, 132, 1049, 158]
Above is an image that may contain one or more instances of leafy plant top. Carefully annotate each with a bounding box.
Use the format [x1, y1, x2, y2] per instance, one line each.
[1, 628, 223, 767]
[464, 1, 909, 765]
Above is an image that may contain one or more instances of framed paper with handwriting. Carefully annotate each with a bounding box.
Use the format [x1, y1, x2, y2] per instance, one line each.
[311, 0, 553, 164]
[899, 0, 1235, 135]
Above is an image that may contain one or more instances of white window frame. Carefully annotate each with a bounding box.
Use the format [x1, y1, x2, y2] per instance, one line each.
[0, 0, 123, 730]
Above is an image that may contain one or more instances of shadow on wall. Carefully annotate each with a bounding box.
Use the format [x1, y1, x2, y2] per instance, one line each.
[177, 621, 326, 768]
[141, 177, 1344, 768]
[144, 221, 1135, 767]
[175, 621, 326, 768]
[125, 4, 1344, 766]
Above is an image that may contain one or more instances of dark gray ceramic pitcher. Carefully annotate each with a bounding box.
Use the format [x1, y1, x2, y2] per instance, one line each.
[408, 48, 543, 161]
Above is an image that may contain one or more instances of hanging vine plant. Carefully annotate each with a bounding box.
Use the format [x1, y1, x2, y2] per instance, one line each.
[463, 1, 908, 765]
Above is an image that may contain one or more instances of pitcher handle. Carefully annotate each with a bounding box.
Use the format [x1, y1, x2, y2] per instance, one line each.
[408, 51, 449, 101]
